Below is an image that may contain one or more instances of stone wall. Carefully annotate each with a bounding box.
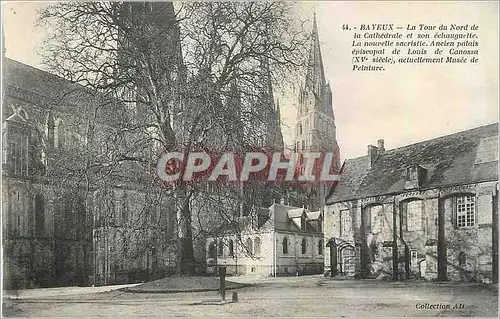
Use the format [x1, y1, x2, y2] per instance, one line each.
[324, 181, 498, 282]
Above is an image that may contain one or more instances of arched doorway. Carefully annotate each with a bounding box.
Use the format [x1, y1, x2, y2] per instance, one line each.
[339, 244, 357, 277]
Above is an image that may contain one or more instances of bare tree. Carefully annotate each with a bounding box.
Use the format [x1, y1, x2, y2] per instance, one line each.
[38, 1, 309, 276]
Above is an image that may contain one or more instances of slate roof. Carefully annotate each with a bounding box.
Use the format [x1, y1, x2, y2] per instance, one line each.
[327, 123, 499, 204]
[3, 58, 125, 126]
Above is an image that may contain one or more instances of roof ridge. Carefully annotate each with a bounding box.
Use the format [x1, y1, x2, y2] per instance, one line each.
[345, 122, 498, 162]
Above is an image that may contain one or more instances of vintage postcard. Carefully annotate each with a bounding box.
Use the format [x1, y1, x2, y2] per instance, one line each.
[1, 1, 498, 318]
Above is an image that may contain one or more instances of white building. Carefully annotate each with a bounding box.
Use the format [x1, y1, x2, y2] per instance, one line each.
[206, 204, 324, 276]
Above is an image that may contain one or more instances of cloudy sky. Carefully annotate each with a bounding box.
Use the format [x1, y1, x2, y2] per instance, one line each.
[2, 1, 498, 160]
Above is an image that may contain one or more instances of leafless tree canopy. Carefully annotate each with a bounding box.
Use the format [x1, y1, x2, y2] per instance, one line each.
[38, 1, 310, 275]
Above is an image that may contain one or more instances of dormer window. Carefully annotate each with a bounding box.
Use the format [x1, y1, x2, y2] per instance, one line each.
[301, 214, 307, 231]
[406, 166, 418, 180]
[404, 165, 427, 190]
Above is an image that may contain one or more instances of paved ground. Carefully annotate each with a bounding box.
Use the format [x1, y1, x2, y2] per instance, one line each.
[3, 275, 498, 318]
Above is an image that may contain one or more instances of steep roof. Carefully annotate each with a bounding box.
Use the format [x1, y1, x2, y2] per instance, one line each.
[327, 123, 499, 204]
[3, 58, 125, 126]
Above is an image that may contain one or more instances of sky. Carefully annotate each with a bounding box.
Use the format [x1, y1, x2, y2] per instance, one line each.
[2, 1, 499, 160]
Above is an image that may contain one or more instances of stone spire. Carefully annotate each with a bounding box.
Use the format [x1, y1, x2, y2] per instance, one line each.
[274, 98, 284, 150]
[304, 12, 326, 105]
[258, 57, 284, 150]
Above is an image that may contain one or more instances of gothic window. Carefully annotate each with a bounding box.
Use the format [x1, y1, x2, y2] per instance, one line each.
[47, 113, 55, 148]
[340, 209, 351, 236]
[254, 237, 261, 255]
[402, 200, 423, 231]
[228, 239, 234, 256]
[297, 123, 302, 136]
[282, 237, 289, 254]
[5, 120, 29, 176]
[455, 195, 475, 228]
[301, 238, 307, 254]
[318, 239, 323, 255]
[35, 194, 45, 238]
[301, 140, 305, 150]
[56, 120, 65, 149]
[218, 240, 224, 256]
[208, 241, 216, 258]
[245, 237, 253, 254]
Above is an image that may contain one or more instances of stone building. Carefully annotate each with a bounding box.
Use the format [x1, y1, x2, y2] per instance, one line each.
[324, 123, 498, 282]
[2, 58, 177, 289]
[206, 203, 324, 276]
[291, 14, 341, 211]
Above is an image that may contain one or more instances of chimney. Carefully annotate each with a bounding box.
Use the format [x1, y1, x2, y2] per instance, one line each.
[367, 144, 378, 168]
[377, 139, 385, 152]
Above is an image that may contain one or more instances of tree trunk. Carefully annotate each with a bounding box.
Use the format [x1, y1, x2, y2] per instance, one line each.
[176, 189, 195, 276]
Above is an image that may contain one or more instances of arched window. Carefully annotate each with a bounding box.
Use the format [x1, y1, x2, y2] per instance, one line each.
[56, 120, 65, 149]
[208, 241, 216, 258]
[282, 237, 288, 254]
[318, 239, 323, 255]
[218, 240, 224, 256]
[458, 251, 466, 266]
[301, 238, 307, 255]
[245, 238, 253, 254]
[297, 123, 302, 136]
[46, 113, 55, 148]
[228, 239, 234, 256]
[34, 194, 45, 238]
[254, 237, 261, 255]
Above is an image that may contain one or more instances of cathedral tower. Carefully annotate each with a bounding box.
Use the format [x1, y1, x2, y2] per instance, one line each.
[292, 14, 341, 210]
[293, 14, 340, 165]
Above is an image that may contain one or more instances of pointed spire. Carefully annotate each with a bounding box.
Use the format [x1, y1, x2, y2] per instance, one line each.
[305, 13, 325, 95]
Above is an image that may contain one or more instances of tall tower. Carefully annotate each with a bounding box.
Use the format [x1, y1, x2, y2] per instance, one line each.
[292, 14, 341, 210]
